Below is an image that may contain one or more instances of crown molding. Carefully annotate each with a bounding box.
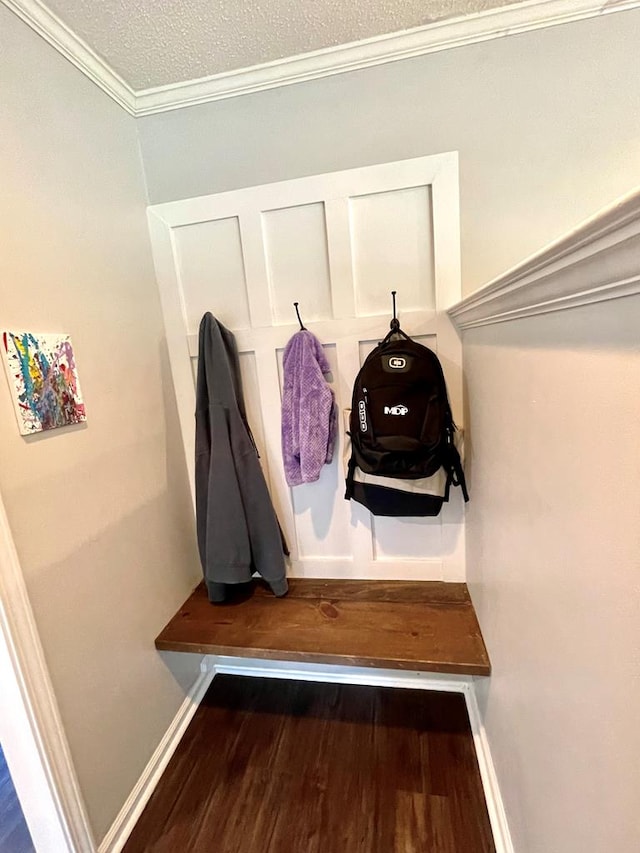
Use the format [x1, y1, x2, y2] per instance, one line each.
[449, 189, 640, 330]
[4, 0, 640, 116]
[134, 0, 640, 115]
[3, 0, 136, 114]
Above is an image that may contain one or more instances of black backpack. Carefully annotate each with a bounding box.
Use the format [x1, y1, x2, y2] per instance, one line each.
[345, 322, 468, 512]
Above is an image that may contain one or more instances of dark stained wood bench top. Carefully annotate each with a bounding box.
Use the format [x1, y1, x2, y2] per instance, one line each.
[156, 579, 490, 676]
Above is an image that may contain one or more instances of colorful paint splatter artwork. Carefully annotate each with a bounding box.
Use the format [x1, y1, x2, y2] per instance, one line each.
[2, 332, 86, 435]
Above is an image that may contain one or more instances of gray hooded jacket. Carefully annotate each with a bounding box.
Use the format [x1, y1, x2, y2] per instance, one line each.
[195, 313, 288, 602]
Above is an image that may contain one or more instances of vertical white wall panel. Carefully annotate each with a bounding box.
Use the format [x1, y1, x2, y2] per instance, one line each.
[238, 351, 271, 484]
[149, 155, 464, 581]
[372, 515, 442, 560]
[350, 186, 435, 317]
[263, 203, 332, 325]
[173, 218, 250, 333]
[290, 458, 351, 559]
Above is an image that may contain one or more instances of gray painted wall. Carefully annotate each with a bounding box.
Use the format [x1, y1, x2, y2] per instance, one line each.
[3, 4, 639, 847]
[464, 297, 640, 853]
[0, 7, 202, 843]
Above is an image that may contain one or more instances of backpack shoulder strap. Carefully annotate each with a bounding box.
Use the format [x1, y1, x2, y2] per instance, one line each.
[344, 454, 357, 500]
[443, 410, 469, 502]
[444, 445, 469, 502]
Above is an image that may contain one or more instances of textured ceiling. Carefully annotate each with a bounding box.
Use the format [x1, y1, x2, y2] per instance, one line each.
[43, 0, 518, 90]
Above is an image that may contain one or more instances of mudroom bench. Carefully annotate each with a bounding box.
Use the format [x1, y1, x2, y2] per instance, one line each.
[155, 579, 491, 677]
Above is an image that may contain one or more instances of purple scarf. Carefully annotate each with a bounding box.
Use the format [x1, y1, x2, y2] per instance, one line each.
[281, 330, 337, 486]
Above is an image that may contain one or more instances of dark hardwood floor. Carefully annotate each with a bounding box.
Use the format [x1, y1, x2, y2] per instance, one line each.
[123, 675, 495, 853]
[0, 744, 34, 853]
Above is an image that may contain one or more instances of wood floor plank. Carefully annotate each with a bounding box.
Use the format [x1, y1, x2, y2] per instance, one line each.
[430, 795, 458, 853]
[155, 580, 490, 676]
[394, 791, 430, 853]
[123, 676, 495, 853]
[318, 685, 377, 853]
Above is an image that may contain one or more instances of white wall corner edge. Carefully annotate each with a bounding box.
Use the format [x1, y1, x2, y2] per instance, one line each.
[4, 0, 640, 117]
[98, 663, 214, 853]
[449, 186, 640, 329]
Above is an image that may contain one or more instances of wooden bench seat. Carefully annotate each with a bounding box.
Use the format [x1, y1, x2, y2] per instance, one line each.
[155, 579, 490, 677]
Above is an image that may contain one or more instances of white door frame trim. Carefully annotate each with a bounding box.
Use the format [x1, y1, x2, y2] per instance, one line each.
[0, 488, 95, 852]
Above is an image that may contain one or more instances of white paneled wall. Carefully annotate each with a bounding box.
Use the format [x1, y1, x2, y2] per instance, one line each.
[351, 186, 435, 316]
[148, 155, 466, 581]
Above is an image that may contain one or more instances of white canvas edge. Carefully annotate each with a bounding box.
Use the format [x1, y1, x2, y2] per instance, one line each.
[1, 330, 33, 436]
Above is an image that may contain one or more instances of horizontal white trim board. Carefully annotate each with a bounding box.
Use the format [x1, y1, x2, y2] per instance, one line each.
[449, 186, 640, 329]
[208, 654, 476, 691]
[98, 664, 214, 853]
[185, 310, 439, 357]
[5, 0, 640, 116]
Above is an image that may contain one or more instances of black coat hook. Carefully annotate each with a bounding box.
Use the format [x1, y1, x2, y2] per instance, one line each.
[390, 290, 400, 331]
[293, 302, 306, 331]
[380, 290, 411, 345]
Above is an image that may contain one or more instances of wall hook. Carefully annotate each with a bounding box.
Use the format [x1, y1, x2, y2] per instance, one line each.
[390, 291, 400, 331]
[293, 302, 306, 331]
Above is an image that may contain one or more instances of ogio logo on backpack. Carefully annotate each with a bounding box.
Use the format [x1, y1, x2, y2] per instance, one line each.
[384, 405, 408, 416]
[388, 357, 406, 369]
[358, 400, 367, 431]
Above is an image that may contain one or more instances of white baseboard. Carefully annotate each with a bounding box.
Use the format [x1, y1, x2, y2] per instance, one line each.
[99, 655, 512, 853]
[464, 684, 515, 853]
[98, 664, 216, 853]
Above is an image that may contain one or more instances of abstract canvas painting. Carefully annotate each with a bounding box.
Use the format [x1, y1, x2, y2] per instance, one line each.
[2, 332, 86, 435]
